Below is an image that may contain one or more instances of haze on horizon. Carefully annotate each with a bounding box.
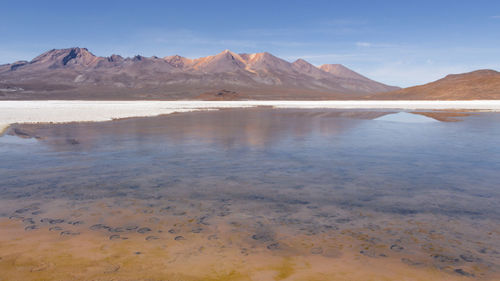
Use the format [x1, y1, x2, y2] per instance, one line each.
[2, 0, 500, 87]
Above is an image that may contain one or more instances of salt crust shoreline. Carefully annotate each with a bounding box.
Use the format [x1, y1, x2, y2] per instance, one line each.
[1, 100, 500, 134]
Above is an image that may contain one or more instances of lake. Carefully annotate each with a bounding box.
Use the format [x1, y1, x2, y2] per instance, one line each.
[0, 108, 499, 280]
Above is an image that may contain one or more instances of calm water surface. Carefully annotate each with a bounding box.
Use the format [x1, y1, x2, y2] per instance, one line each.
[0, 108, 499, 280]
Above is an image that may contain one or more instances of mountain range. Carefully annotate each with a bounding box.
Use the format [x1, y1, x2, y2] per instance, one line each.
[0, 47, 398, 100]
[1, 47, 499, 100]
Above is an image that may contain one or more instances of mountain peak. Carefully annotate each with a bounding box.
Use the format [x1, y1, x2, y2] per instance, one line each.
[217, 49, 244, 60]
[31, 47, 98, 68]
[191, 50, 246, 72]
[243, 52, 292, 72]
[292, 58, 316, 69]
[320, 64, 370, 81]
[291, 58, 331, 79]
[164, 55, 192, 68]
[249, 52, 274, 60]
[107, 54, 123, 62]
[293, 58, 309, 64]
[165, 54, 183, 60]
[132, 55, 144, 61]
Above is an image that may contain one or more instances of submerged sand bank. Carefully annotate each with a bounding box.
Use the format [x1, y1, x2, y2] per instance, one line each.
[3, 195, 498, 281]
[1, 100, 500, 133]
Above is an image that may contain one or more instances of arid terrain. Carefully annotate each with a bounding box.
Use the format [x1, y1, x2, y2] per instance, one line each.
[2, 47, 499, 100]
[371, 70, 500, 100]
[0, 48, 398, 100]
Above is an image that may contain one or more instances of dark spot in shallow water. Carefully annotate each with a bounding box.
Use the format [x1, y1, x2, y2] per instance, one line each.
[90, 224, 111, 231]
[191, 227, 203, 233]
[431, 254, 460, 264]
[478, 247, 499, 255]
[109, 227, 125, 233]
[196, 216, 210, 225]
[246, 195, 268, 201]
[240, 248, 249, 256]
[109, 234, 121, 240]
[252, 232, 274, 243]
[60, 231, 80, 236]
[137, 227, 151, 234]
[9, 214, 23, 220]
[22, 218, 35, 224]
[15, 205, 39, 214]
[146, 236, 159, 241]
[388, 207, 418, 215]
[335, 218, 351, 224]
[390, 244, 404, 252]
[460, 254, 480, 262]
[174, 236, 185, 241]
[401, 258, 423, 267]
[66, 138, 79, 145]
[267, 243, 280, 250]
[454, 268, 474, 277]
[25, 225, 38, 231]
[49, 219, 65, 224]
[285, 199, 309, 205]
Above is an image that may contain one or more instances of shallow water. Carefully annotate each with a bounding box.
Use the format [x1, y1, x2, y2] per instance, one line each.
[0, 108, 499, 280]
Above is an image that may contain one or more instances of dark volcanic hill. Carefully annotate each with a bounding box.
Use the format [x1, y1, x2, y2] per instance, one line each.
[0, 47, 399, 100]
[370, 70, 500, 100]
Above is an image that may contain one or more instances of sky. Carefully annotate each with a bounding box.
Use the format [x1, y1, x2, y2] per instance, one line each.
[1, 0, 499, 87]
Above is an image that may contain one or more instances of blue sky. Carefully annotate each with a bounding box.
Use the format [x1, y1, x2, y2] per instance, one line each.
[1, 0, 499, 87]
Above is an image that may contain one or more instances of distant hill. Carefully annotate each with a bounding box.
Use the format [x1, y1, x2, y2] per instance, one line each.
[0, 48, 399, 100]
[370, 70, 500, 100]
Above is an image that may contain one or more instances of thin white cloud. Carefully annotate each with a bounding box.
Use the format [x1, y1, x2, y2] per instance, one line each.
[491, 15, 500, 19]
[356, 42, 372, 47]
[355, 42, 404, 48]
[286, 53, 368, 61]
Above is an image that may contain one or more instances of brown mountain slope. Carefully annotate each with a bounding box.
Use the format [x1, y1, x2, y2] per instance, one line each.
[371, 70, 500, 100]
[0, 47, 399, 100]
[320, 64, 398, 94]
[320, 64, 370, 81]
